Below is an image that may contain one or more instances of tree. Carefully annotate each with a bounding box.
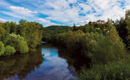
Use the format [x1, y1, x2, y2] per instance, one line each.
[0, 41, 5, 56]
[125, 10, 130, 49]
[3, 22, 11, 33]
[0, 23, 6, 40]
[17, 20, 27, 37]
[73, 24, 77, 31]
[17, 40, 29, 53]
[107, 21, 125, 51]
[25, 22, 43, 48]
[116, 17, 127, 43]
[17, 20, 43, 48]
[80, 32, 123, 64]
[10, 22, 17, 33]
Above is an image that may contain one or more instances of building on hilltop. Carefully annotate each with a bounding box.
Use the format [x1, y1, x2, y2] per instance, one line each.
[89, 20, 106, 24]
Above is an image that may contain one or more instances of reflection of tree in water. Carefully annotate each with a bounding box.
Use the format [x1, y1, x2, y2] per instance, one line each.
[58, 47, 91, 73]
[0, 48, 43, 80]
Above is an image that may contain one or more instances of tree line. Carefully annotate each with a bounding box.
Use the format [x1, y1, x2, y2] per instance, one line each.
[0, 20, 43, 56]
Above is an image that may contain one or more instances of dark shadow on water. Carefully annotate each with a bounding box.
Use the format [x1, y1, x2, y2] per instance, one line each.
[58, 47, 91, 73]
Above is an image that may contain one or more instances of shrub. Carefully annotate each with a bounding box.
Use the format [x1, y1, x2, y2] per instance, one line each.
[3, 33, 29, 53]
[79, 60, 130, 80]
[0, 41, 5, 56]
[5, 46, 16, 56]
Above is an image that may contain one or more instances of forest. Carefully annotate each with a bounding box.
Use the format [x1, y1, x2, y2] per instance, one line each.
[0, 10, 130, 80]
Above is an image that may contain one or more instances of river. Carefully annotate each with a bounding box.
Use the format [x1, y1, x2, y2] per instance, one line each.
[0, 44, 78, 80]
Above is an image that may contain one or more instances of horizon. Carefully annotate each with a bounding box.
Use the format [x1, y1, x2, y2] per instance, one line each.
[0, 0, 130, 27]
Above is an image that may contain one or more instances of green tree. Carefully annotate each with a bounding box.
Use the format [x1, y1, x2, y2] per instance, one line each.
[3, 21, 17, 33]
[3, 22, 11, 33]
[17, 19, 27, 36]
[17, 40, 29, 53]
[18, 20, 43, 48]
[0, 23, 6, 40]
[10, 22, 17, 33]
[73, 24, 77, 31]
[56, 30, 85, 49]
[107, 21, 125, 51]
[25, 22, 43, 48]
[43, 25, 72, 42]
[0, 41, 5, 56]
[125, 10, 130, 49]
[80, 32, 121, 64]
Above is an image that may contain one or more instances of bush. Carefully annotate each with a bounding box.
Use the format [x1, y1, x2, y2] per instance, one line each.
[0, 41, 5, 56]
[56, 30, 85, 48]
[5, 46, 16, 56]
[79, 60, 130, 80]
[3, 33, 29, 53]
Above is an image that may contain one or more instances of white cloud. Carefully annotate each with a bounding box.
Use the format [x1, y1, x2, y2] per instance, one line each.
[9, 6, 37, 16]
[1, 5, 38, 22]
[39, 0, 128, 26]
[0, 0, 129, 26]
[0, 18, 7, 22]
[125, 0, 130, 10]
[79, 3, 92, 13]
[67, 0, 77, 3]
[37, 18, 50, 23]
[36, 18, 57, 27]
[2, 11, 23, 18]
[100, 6, 125, 21]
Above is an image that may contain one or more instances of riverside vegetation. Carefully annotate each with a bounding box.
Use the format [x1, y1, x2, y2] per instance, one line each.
[0, 20, 43, 56]
[43, 10, 130, 80]
[0, 10, 130, 80]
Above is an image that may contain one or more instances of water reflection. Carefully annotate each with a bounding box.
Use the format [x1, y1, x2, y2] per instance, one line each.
[0, 48, 43, 80]
[0, 44, 78, 80]
[40, 44, 77, 80]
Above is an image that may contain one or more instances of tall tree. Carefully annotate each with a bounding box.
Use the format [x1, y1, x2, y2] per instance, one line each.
[0, 22, 6, 40]
[73, 24, 77, 31]
[107, 21, 125, 56]
[125, 10, 130, 49]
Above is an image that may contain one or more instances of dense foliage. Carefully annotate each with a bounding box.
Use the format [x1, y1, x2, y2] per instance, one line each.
[125, 10, 130, 49]
[42, 25, 72, 42]
[0, 20, 43, 56]
[5, 45, 16, 56]
[0, 41, 5, 56]
[79, 60, 130, 80]
[48, 21, 126, 64]
[116, 10, 130, 50]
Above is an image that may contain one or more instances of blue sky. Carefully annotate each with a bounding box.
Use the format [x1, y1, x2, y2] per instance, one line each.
[0, 0, 130, 26]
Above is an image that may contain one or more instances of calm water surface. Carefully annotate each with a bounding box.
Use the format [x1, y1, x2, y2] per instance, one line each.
[0, 44, 77, 80]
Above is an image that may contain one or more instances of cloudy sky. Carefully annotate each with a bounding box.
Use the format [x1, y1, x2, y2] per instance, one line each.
[0, 0, 130, 26]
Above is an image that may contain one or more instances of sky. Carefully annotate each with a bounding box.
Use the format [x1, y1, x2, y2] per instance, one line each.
[0, 0, 130, 26]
